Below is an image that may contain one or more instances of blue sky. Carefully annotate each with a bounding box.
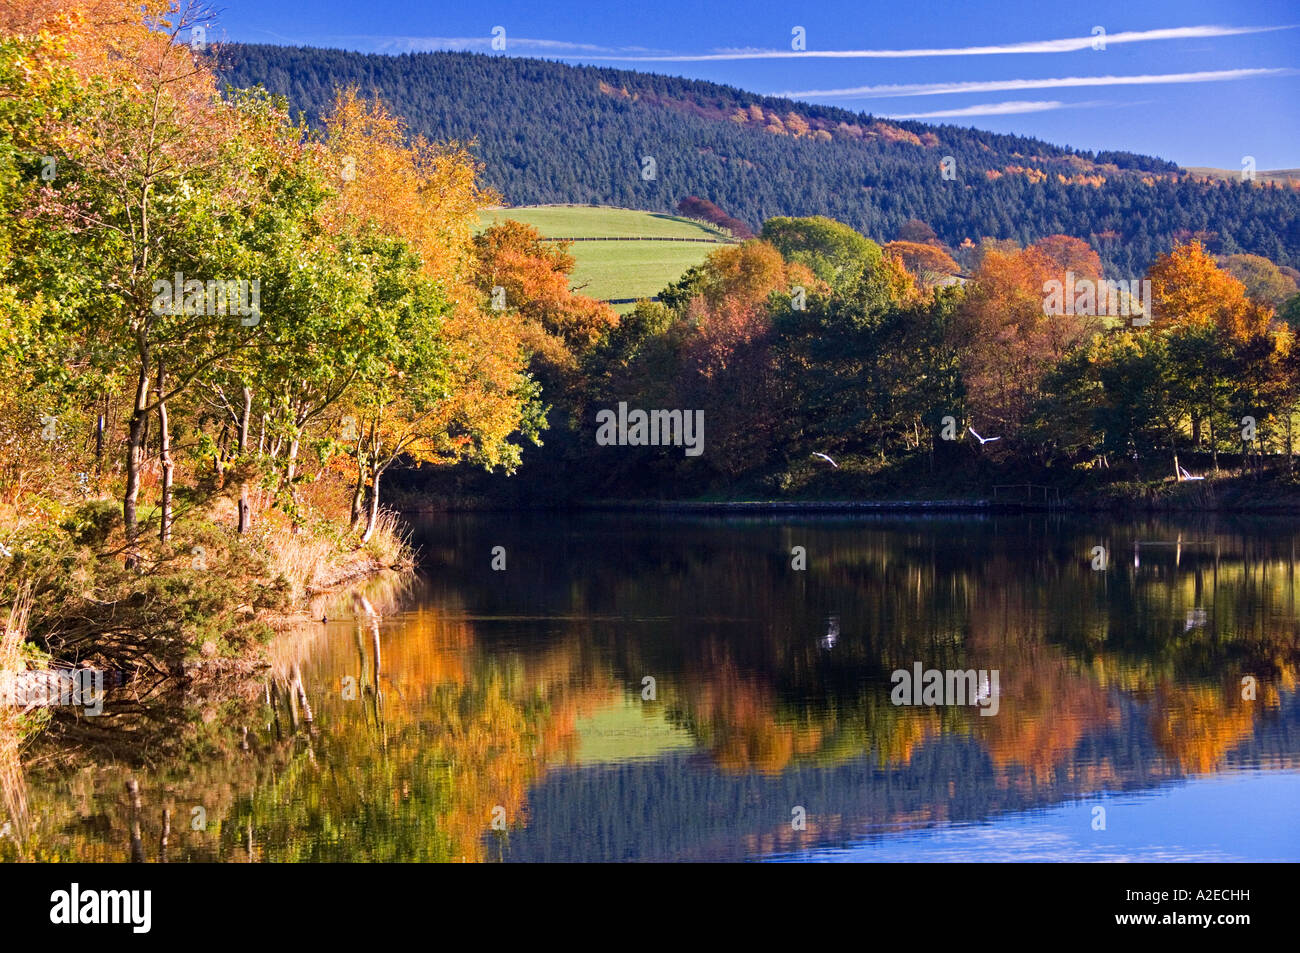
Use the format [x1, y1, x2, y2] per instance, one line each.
[207, 0, 1300, 168]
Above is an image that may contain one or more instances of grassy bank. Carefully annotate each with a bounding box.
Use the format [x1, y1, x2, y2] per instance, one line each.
[1, 490, 414, 685]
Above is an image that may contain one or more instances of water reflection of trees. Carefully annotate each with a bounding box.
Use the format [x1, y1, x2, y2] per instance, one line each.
[4, 576, 625, 862]
[412, 513, 1300, 785]
[499, 693, 1300, 862]
[4, 514, 1300, 861]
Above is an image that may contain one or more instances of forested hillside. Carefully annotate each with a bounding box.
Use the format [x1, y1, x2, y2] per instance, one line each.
[219, 45, 1300, 275]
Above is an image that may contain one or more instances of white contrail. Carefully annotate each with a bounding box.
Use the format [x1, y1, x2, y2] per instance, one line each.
[295, 35, 671, 55]
[554, 24, 1292, 61]
[779, 67, 1296, 100]
[302, 24, 1293, 61]
[884, 100, 1073, 119]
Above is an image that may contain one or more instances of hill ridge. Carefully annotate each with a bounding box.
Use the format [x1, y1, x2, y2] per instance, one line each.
[219, 44, 1300, 273]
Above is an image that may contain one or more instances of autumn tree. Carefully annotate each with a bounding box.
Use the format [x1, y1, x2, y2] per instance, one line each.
[350, 251, 543, 542]
[1031, 234, 1103, 281]
[883, 241, 960, 289]
[1030, 331, 1178, 465]
[957, 247, 1101, 440]
[895, 219, 941, 246]
[1146, 241, 1283, 463]
[314, 92, 544, 537]
[7, 1, 270, 546]
[320, 87, 495, 296]
[772, 253, 936, 464]
[665, 240, 801, 313]
[657, 242, 815, 476]
[472, 220, 619, 365]
[1218, 253, 1298, 309]
[1148, 241, 1269, 339]
[676, 196, 753, 239]
[759, 216, 881, 288]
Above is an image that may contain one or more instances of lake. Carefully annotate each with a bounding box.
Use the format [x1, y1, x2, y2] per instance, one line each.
[5, 512, 1299, 862]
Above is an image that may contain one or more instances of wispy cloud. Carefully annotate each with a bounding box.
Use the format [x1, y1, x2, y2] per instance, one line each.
[290, 34, 671, 56]
[554, 24, 1292, 61]
[281, 24, 1294, 61]
[778, 67, 1297, 100]
[883, 100, 1073, 119]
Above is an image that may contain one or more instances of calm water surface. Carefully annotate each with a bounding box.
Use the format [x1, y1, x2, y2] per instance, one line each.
[6, 513, 1299, 862]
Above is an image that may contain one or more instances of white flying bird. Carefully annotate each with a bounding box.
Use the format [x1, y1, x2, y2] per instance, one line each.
[1178, 466, 1204, 481]
[968, 427, 1001, 445]
[811, 452, 839, 468]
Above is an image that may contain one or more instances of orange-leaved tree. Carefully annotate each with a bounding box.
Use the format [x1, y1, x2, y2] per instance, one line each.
[1148, 241, 1271, 341]
[321, 87, 495, 298]
[958, 246, 1101, 439]
[883, 241, 960, 289]
[472, 219, 620, 366]
[1030, 234, 1103, 281]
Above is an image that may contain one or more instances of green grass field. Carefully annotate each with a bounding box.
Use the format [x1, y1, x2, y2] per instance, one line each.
[478, 205, 734, 309]
[479, 204, 730, 239]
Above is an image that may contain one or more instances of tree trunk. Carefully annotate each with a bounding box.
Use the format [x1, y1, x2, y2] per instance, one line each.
[1287, 412, 1294, 476]
[285, 435, 300, 486]
[361, 468, 382, 544]
[157, 360, 173, 545]
[160, 808, 170, 864]
[237, 386, 252, 535]
[238, 387, 252, 452]
[126, 779, 144, 864]
[285, 432, 301, 533]
[214, 423, 227, 486]
[123, 359, 151, 548]
[350, 455, 367, 530]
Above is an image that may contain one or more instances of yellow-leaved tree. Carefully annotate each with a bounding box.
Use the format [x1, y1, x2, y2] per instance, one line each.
[315, 91, 543, 540]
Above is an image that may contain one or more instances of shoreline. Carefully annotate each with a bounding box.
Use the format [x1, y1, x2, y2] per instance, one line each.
[399, 496, 1300, 515]
[580, 499, 997, 513]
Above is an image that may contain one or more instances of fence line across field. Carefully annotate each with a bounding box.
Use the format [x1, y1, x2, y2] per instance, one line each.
[538, 235, 737, 243]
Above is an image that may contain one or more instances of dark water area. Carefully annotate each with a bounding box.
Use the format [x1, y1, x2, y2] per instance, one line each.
[5, 512, 1299, 862]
